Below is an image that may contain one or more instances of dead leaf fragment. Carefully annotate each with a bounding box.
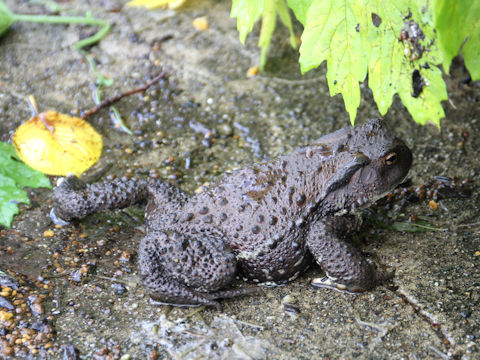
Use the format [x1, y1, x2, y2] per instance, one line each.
[12, 111, 103, 176]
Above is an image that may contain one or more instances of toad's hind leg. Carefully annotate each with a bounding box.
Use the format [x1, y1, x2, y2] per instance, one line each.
[139, 230, 256, 309]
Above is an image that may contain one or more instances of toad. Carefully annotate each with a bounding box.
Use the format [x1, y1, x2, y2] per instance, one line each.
[51, 118, 412, 309]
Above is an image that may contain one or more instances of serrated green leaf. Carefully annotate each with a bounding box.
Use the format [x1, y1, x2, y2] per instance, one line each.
[365, 0, 446, 126]
[0, 142, 51, 227]
[398, 66, 447, 126]
[286, 0, 311, 25]
[231, 0, 265, 44]
[300, 0, 367, 124]
[299, 0, 448, 126]
[434, 0, 480, 80]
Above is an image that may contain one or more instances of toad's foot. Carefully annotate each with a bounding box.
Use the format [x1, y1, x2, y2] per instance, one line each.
[149, 285, 260, 311]
[310, 268, 393, 292]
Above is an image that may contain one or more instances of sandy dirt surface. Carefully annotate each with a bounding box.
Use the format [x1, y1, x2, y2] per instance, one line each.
[0, 1, 479, 359]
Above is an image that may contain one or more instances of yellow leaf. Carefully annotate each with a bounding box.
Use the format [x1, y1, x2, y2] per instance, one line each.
[126, 0, 186, 10]
[12, 111, 103, 176]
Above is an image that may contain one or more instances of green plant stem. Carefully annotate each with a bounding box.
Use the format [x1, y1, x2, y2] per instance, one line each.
[12, 13, 110, 49]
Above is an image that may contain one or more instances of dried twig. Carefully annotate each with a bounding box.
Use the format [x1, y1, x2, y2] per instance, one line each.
[82, 72, 167, 119]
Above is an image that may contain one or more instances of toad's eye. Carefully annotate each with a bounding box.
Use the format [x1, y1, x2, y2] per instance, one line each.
[385, 152, 397, 165]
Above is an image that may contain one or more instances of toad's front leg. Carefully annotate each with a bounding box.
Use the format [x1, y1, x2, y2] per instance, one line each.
[306, 217, 391, 291]
[139, 229, 257, 309]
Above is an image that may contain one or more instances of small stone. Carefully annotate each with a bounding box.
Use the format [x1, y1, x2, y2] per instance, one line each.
[149, 349, 159, 360]
[119, 250, 132, 262]
[30, 302, 45, 315]
[43, 229, 54, 237]
[97, 347, 109, 356]
[0, 310, 13, 321]
[0, 340, 13, 356]
[112, 283, 127, 295]
[192, 16, 209, 31]
[217, 124, 233, 137]
[247, 66, 259, 77]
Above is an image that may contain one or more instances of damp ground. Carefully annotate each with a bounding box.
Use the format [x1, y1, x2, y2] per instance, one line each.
[0, 0, 479, 359]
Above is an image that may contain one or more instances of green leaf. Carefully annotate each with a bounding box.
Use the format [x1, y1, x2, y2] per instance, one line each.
[286, 0, 312, 25]
[0, 0, 15, 36]
[299, 0, 448, 126]
[258, 0, 276, 70]
[0, 142, 51, 189]
[434, 0, 480, 80]
[300, 0, 367, 124]
[0, 142, 51, 227]
[232, 0, 297, 70]
[276, 0, 297, 49]
[231, 0, 265, 44]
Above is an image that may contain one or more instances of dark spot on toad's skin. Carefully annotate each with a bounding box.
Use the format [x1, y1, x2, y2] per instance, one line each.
[295, 194, 306, 206]
[51, 119, 412, 308]
[203, 215, 213, 223]
[183, 212, 194, 222]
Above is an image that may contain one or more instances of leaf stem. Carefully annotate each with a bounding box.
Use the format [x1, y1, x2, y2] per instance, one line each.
[12, 13, 110, 49]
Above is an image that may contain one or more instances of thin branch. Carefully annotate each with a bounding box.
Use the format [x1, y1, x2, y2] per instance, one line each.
[82, 72, 167, 119]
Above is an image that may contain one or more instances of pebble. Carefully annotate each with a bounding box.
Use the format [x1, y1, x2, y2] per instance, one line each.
[247, 66, 259, 77]
[192, 16, 209, 31]
[149, 349, 159, 360]
[30, 302, 45, 316]
[217, 123, 233, 137]
[0, 310, 13, 321]
[43, 230, 54, 237]
[119, 250, 132, 262]
[0, 340, 13, 356]
[112, 283, 128, 295]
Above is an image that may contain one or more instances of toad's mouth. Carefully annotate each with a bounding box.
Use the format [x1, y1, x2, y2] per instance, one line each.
[349, 169, 411, 213]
